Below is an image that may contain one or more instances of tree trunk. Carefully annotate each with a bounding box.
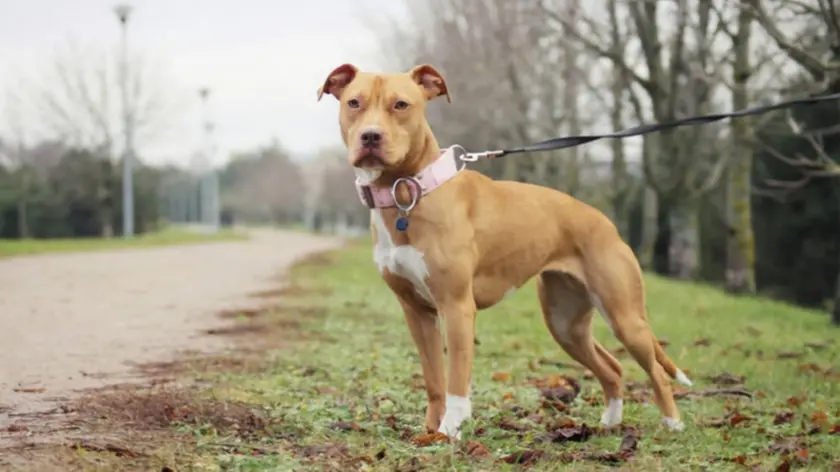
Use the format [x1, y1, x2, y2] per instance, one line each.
[653, 200, 672, 276]
[17, 171, 29, 239]
[668, 202, 699, 280]
[833, 268, 840, 325]
[638, 185, 658, 270]
[725, 1, 757, 294]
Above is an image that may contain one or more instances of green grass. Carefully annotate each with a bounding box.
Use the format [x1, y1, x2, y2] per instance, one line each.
[197, 241, 840, 471]
[0, 226, 246, 257]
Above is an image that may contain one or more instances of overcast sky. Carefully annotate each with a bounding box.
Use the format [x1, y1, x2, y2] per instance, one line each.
[0, 0, 406, 166]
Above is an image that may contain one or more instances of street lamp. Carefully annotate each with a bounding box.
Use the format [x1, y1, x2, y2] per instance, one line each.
[114, 3, 134, 238]
[198, 88, 220, 233]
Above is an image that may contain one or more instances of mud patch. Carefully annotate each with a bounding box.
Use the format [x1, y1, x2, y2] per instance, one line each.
[76, 386, 277, 438]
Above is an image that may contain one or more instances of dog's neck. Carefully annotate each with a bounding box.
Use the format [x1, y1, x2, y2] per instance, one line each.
[354, 124, 441, 189]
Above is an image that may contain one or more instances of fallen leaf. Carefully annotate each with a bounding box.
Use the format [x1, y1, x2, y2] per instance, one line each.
[795, 448, 809, 463]
[693, 338, 711, 347]
[786, 396, 807, 408]
[775, 459, 792, 472]
[12, 387, 45, 394]
[465, 441, 490, 457]
[540, 399, 568, 411]
[769, 436, 807, 455]
[618, 428, 639, 457]
[411, 432, 450, 447]
[526, 413, 544, 424]
[492, 372, 511, 382]
[499, 418, 528, 432]
[810, 411, 830, 432]
[385, 415, 398, 430]
[500, 449, 544, 466]
[536, 375, 581, 403]
[730, 412, 752, 426]
[798, 363, 823, 374]
[830, 424, 840, 435]
[330, 420, 362, 432]
[502, 392, 515, 401]
[709, 373, 745, 386]
[546, 417, 577, 431]
[548, 423, 597, 443]
[773, 411, 795, 425]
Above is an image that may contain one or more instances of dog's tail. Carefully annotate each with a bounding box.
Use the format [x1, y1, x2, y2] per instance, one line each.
[653, 337, 693, 387]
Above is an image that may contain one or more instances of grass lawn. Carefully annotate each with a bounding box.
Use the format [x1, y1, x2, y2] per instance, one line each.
[180, 240, 840, 471]
[0, 226, 246, 258]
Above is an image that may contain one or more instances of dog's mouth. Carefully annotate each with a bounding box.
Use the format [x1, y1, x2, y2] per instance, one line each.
[353, 148, 386, 169]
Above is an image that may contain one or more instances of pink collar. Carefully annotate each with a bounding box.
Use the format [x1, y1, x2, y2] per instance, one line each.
[354, 146, 461, 209]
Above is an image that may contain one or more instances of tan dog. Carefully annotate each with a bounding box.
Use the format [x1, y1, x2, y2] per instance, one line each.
[317, 63, 692, 439]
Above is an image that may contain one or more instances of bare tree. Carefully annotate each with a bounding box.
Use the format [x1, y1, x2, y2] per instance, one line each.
[366, 0, 604, 192]
[1, 88, 35, 238]
[747, 0, 840, 321]
[33, 41, 180, 158]
[723, 0, 758, 293]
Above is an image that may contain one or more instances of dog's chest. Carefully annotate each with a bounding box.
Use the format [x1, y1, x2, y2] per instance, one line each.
[370, 210, 434, 304]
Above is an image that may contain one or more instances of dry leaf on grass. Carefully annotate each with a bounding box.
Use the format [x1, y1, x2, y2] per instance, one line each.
[500, 449, 544, 466]
[329, 420, 363, 432]
[491, 371, 511, 382]
[773, 411, 795, 425]
[465, 440, 490, 457]
[411, 432, 450, 447]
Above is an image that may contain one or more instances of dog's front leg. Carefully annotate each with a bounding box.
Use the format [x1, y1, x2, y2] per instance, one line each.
[398, 297, 446, 432]
[437, 295, 476, 440]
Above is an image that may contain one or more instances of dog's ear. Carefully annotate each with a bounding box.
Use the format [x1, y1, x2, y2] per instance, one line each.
[317, 64, 359, 101]
[409, 64, 451, 103]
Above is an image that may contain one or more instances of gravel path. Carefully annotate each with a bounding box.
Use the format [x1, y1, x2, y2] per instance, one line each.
[0, 229, 342, 423]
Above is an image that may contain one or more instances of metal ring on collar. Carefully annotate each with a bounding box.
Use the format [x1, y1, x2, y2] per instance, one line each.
[450, 144, 469, 171]
[390, 176, 422, 213]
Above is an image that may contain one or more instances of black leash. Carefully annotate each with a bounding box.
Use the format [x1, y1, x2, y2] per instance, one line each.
[463, 92, 840, 160]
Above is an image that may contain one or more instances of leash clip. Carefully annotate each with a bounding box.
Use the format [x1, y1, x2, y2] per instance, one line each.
[450, 145, 503, 170]
[462, 150, 504, 161]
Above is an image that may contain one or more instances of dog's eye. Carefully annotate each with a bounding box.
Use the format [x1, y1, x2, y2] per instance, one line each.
[394, 100, 409, 110]
[347, 98, 360, 109]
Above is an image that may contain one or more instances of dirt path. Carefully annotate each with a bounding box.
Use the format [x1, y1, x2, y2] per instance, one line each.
[0, 229, 342, 425]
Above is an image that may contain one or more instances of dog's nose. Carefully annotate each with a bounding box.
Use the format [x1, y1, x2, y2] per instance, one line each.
[361, 130, 382, 147]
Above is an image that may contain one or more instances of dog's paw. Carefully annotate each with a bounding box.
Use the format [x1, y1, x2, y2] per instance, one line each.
[600, 398, 623, 427]
[663, 417, 685, 431]
[438, 393, 471, 440]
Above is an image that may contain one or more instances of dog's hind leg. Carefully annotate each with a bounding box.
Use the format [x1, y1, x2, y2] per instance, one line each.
[537, 271, 625, 427]
[586, 248, 684, 431]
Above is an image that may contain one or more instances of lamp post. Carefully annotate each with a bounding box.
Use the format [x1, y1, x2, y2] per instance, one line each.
[199, 88, 220, 233]
[114, 3, 134, 238]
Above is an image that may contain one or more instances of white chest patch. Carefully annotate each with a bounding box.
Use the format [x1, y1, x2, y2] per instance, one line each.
[370, 210, 433, 304]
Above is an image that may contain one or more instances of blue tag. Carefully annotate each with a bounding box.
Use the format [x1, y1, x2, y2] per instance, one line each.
[396, 217, 409, 232]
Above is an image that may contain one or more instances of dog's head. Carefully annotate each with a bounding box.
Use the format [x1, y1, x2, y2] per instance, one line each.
[317, 64, 450, 172]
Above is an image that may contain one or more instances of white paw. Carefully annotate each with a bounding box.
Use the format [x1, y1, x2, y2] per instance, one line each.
[675, 369, 693, 387]
[663, 417, 685, 431]
[600, 398, 623, 427]
[438, 393, 471, 440]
